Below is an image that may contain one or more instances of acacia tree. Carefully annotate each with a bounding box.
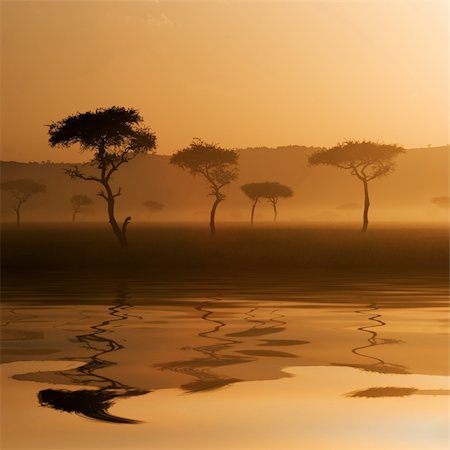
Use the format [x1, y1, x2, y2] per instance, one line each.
[309, 140, 404, 232]
[1, 179, 46, 225]
[431, 196, 449, 210]
[241, 183, 262, 225]
[241, 181, 293, 224]
[143, 200, 164, 213]
[71, 194, 93, 222]
[170, 138, 239, 235]
[48, 106, 156, 247]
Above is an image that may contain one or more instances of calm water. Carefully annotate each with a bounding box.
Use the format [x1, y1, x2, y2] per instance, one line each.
[1, 276, 449, 449]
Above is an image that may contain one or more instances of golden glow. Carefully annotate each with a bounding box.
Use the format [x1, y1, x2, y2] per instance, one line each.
[1, 1, 448, 162]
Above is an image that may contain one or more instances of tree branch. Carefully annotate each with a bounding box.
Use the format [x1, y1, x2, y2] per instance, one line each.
[66, 167, 101, 183]
[97, 190, 108, 201]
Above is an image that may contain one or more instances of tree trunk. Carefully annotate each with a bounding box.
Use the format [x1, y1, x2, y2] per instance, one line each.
[15, 200, 23, 226]
[362, 179, 370, 232]
[272, 200, 278, 222]
[104, 182, 128, 247]
[210, 197, 222, 236]
[72, 210, 77, 223]
[250, 199, 258, 225]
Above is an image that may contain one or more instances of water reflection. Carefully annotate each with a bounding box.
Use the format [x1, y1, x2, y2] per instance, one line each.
[347, 386, 450, 398]
[156, 298, 253, 392]
[155, 300, 309, 393]
[0, 282, 447, 428]
[336, 303, 409, 375]
[37, 285, 148, 424]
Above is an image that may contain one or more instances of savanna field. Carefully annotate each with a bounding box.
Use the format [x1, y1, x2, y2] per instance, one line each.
[2, 223, 448, 277]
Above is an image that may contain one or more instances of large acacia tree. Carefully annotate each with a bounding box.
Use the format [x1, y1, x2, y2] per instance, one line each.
[241, 181, 293, 224]
[48, 106, 156, 247]
[1, 179, 46, 225]
[170, 139, 239, 235]
[309, 140, 404, 232]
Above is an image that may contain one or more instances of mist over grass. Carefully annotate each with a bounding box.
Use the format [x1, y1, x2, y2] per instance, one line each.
[2, 223, 448, 278]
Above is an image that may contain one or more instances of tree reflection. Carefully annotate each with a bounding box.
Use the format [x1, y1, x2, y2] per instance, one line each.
[156, 298, 251, 392]
[37, 285, 148, 424]
[156, 299, 304, 393]
[339, 303, 408, 374]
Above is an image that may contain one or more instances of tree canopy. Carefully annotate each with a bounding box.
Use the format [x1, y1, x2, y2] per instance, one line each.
[49, 106, 156, 155]
[1, 179, 46, 200]
[170, 138, 239, 194]
[241, 181, 293, 223]
[308, 140, 404, 181]
[71, 194, 93, 208]
[241, 182, 293, 201]
[431, 196, 449, 209]
[336, 203, 360, 211]
[143, 200, 164, 212]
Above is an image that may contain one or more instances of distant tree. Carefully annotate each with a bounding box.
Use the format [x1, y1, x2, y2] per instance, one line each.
[143, 200, 164, 212]
[241, 183, 262, 225]
[170, 138, 238, 235]
[431, 196, 449, 210]
[1, 179, 46, 225]
[241, 182, 293, 224]
[309, 140, 404, 232]
[48, 106, 156, 247]
[336, 203, 361, 212]
[71, 194, 93, 222]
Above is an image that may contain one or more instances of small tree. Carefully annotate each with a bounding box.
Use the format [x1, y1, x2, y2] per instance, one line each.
[1, 179, 46, 225]
[241, 183, 262, 225]
[143, 200, 164, 213]
[170, 138, 239, 235]
[309, 140, 404, 232]
[431, 196, 449, 210]
[241, 181, 293, 224]
[71, 194, 93, 222]
[48, 106, 156, 247]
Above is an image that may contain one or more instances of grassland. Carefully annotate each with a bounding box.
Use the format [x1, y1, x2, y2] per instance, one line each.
[2, 223, 448, 279]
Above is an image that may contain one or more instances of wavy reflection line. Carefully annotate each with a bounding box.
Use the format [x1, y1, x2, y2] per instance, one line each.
[156, 297, 252, 393]
[38, 285, 148, 424]
[226, 305, 285, 338]
[349, 303, 408, 374]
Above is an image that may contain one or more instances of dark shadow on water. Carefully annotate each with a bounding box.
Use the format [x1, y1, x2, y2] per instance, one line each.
[346, 386, 450, 398]
[37, 284, 148, 424]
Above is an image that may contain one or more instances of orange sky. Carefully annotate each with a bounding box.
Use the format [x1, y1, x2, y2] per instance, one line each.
[1, 1, 448, 162]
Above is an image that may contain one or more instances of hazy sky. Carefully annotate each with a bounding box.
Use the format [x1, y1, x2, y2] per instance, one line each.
[1, 1, 448, 162]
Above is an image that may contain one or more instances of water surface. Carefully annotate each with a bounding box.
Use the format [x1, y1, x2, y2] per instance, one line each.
[1, 276, 448, 449]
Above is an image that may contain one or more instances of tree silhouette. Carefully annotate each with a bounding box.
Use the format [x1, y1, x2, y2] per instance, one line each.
[241, 182, 293, 224]
[431, 196, 449, 210]
[309, 140, 404, 232]
[1, 179, 46, 225]
[143, 200, 164, 213]
[48, 106, 156, 247]
[170, 138, 239, 235]
[71, 194, 93, 222]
